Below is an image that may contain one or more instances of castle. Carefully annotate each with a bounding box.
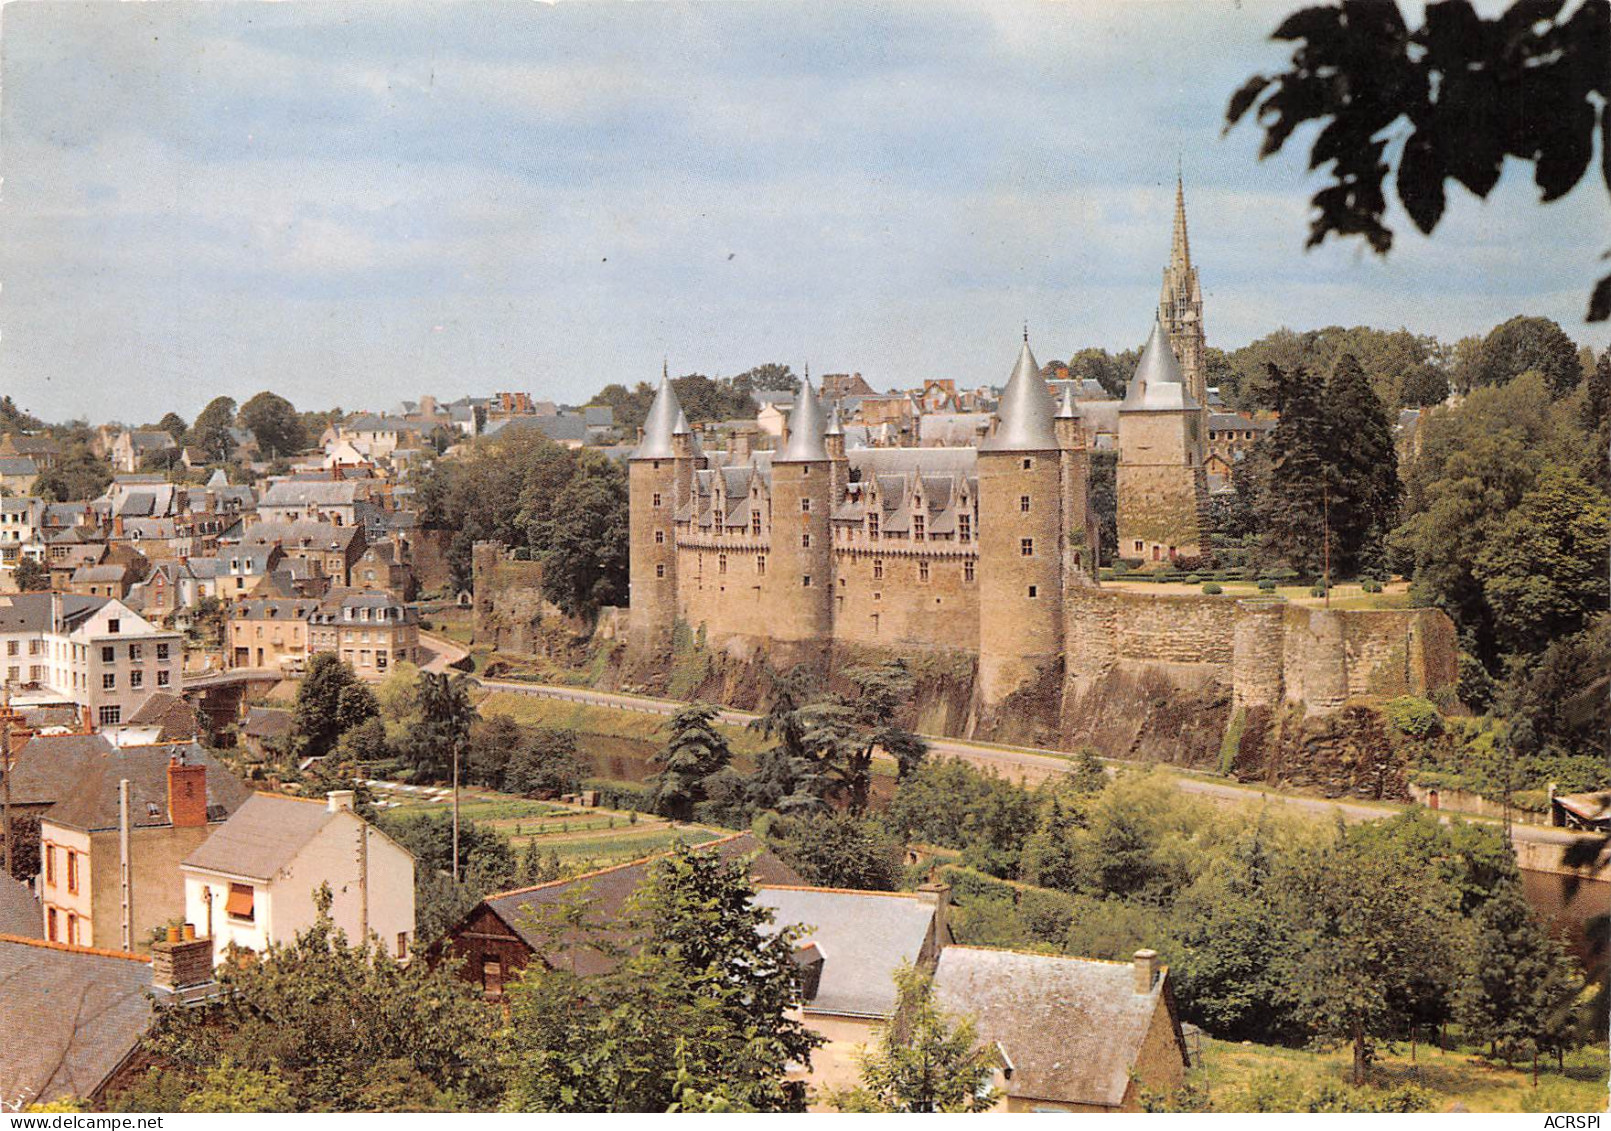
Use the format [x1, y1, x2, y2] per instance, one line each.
[625, 182, 1455, 720]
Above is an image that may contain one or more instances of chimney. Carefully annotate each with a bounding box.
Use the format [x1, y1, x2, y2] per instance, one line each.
[731, 429, 752, 464]
[1133, 949, 1161, 995]
[327, 789, 355, 813]
[918, 878, 952, 946]
[151, 932, 215, 991]
[81, 703, 93, 734]
[113, 514, 125, 538]
[792, 941, 825, 1002]
[167, 753, 209, 828]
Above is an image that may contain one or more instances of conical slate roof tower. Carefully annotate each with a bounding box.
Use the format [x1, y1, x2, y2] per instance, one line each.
[982, 335, 1059, 451]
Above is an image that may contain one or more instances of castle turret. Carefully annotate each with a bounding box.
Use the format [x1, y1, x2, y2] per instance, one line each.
[1055, 382, 1100, 584]
[628, 371, 684, 657]
[766, 377, 834, 658]
[977, 334, 1064, 710]
[1117, 320, 1209, 565]
[824, 400, 848, 505]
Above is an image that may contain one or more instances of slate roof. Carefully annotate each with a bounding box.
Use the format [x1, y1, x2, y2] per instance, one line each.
[632, 375, 684, 460]
[0, 456, 40, 476]
[259, 480, 359, 507]
[476, 832, 802, 977]
[0, 877, 42, 938]
[43, 742, 251, 834]
[981, 340, 1059, 452]
[1207, 413, 1272, 433]
[123, 692, 200, 742]
[238, 520, 362, 554]
[754, 887, 941, 1018]
[0, 937, 158, 1106]
[182, 792, 340, 881]
[485, 414, 590, 443]
[0, 593, 105, 634]
[1122, 320, 1199, 413]
[932, 946, 1184, 1109]
[241, 707, 295, 740]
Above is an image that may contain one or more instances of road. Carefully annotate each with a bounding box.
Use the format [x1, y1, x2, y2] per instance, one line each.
[470, 676, 1604, 855]
[418, 631, 471, 674]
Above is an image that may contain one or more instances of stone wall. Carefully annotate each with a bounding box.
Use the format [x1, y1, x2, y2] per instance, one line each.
[472, 542, 567, 653]
[832, 548, 980, 652]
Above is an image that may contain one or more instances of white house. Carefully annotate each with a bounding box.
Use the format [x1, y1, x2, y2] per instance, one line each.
[181, 790, 415, 965]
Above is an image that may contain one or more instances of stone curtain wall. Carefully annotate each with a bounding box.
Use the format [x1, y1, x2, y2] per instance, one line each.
[471, 541, 562, 653]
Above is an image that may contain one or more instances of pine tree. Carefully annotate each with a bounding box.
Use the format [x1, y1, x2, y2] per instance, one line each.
[1257, 363, 1329, 575]
[1323, 352, 1401, 576]
[649, 703, 733, 821]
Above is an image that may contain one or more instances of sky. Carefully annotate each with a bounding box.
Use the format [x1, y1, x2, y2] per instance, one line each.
[2, 0, 1606, 424]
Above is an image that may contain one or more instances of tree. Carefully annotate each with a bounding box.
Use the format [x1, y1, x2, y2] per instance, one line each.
[238, 391, 307, 459]
[0, 396, 43, 434]
[1274, 823, 1460, 1085]
[376, 811, 516, 945]
[1323, 352, 1401, 576]
[290, 653, 370, 760]
[883, 759, 1037, 879]
[156, 412, 189, 444]
[538, 452, 629, 616]
[177, 1060, 296, 1113]
[1584, 350, 1611, 491]
[110, 887, 502, 1112]
[1257, 363, 1329, 574]
[736, 363, 799, 393]
[190, 396, 238, 463]
[503, 727, 585, 798]
[11, 558, 48, 592]
[1475, 465, 1610, 656]
[649, 703, 733, 820]
[33, 442, 112, 503]
[832, 964, 997, 1113]
[1471, 316, 1584, 397]
[766, 811, 904, 891]
[1456, 880, 1583, 1071]
[1227, 0, 1611, 322]
[502, 843, 822, 1112]
[797, 660, 928, 815]
[408, 671, 474, 782]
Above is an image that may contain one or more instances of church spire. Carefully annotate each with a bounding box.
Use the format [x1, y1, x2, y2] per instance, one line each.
[1170, 172, 1191, 273]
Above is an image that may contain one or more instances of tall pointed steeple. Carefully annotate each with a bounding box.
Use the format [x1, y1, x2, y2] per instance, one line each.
[1159, 170, 1208, 417]
[777, 376, 829, 462]
[1170, 172, 1191, 274]
[982, 337, 1059, 451]
[631, 370, 684, 460]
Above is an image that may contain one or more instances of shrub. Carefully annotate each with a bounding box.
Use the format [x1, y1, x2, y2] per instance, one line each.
[1202, 583, 1223, 595]
[1117, 557, 1144, 571]
[1184, 574, 1201, 585]
[1383, 696, 1442, 738]
[1257, 579, 1277, 591]
[1309, 585, 1327, 598]
[1361, 579, 1384, 594]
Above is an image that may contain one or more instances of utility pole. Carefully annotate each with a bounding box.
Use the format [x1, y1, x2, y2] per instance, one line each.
[1, 684, 12, 884]
[358, 820, 369, 945]
[452, 736, 461, 883]
[119, 779, 133, 952]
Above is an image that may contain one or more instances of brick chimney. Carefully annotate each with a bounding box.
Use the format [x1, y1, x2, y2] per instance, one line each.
[167, 752, 209, 828]
[80, 704, 93, 734]
[327, 789, 355, 813]
[112, 514, 125, 538]
[918, 878, 952, 946]
[151, 932, 215, 991]
[1133, 949, 1161, 995]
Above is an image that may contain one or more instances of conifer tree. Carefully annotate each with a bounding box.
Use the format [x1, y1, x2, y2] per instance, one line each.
[1323, 352, 1401, 576]
[649, 703, 733, 820]
[1257, 363, 1329, 575]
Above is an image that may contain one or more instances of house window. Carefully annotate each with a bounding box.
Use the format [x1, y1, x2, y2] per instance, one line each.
[44, 845, 55, 887]
[1021, 458, 1032, 470]
[800, 499, 811, 513]
[918, 559, 930, 583]
[128, 644, 142, 662]
[130, 670, 143, 690]
[157, 670, 170, 687]
[1020, 538, 1034, 556]
[756, 555, 766, 575]
[1020, 495, 1031, 513]
[1028, 585, 1039, 598]
[47, 908, 58, 941]
[98, 705, 121, 726]
[102, 673, 116, 690]
[157, 643, 170, 661]
[482, 960, 504, 997]
[4, 641, 14, 657]
[226, 882, 256, 923]
[873, 559, 884, 580]
[1134, 540, 1144, 553]
[66, 851, 78, 894]
[654, 530, 665, 544]
[107, 619, 119, 634]
[101, 646, 115, 664]
[655, 564, 665, 579]
[396, 932, 409, 960]
[67, 914, 78, 946]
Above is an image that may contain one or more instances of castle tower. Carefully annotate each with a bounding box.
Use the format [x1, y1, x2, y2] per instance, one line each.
[627, 372, 685, 657]
[766, 377, 834, 656]
[824, 400, 848, 505]
[977, 334, 1064, 710]
[1159, 174, 1208, 427]
[1055, 383, 1101, 585]
[1117, 320, 1209, 565]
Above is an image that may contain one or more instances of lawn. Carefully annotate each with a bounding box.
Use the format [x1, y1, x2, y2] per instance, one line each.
[476, 689, 772, 759]
[1195, 1034, 1609, 1113]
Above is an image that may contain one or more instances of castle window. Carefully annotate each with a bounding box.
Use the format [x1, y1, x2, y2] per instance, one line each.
[652, 493, 662, 508]
[958, 514, 971, 540]
[757, 555, 766, 575]
[873, 559, 883, 580]
[801, 533, 811, 548]
[1027, 585, 1038, 598]
[1020, 495, 1031, 513]
[752, 514, 761, 535]
[655, 564, 665, 579]
[802, 575, 812, 587]
[1020, 538, 1034, 557]
[718, 554, 728, 575]
[964, 560, 975, 582]
[874, 591, 881, 601]
[800, 499, 811, 513]
[918, 559, 930, 583]
[654, 530, 665, 544]
[868, 514, 879, 540]
[1134, 540, 1144, 553]
[653, 460, 662, 470]
[913, 515, 925, 539]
